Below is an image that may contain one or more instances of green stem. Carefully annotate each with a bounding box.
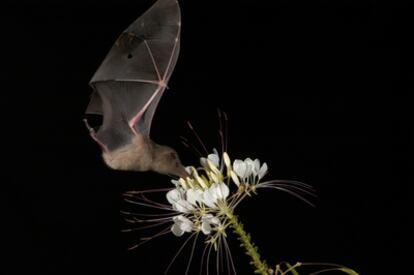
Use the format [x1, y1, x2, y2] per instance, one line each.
[224, 207, 270, 275]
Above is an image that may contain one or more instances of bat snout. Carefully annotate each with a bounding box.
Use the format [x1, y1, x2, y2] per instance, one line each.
[174, 164, 189, 179]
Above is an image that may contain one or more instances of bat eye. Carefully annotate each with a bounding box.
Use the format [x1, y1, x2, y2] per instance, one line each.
[168, 152, 177, 160]
[127, 53, 133, 59]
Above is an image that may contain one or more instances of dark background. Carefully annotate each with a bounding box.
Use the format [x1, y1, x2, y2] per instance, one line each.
[2, 0, 410, 274]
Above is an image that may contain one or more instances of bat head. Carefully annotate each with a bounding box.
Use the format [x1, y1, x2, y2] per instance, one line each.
[151, 144, 188, 179]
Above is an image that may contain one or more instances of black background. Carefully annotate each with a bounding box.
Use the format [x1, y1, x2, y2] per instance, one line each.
[2, 0, 410, 274]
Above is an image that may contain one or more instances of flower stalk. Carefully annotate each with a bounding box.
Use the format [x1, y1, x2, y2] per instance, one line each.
[224, 206, 270, 275]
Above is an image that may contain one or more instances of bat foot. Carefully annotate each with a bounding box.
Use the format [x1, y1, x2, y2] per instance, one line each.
[84, 118, 109, 153]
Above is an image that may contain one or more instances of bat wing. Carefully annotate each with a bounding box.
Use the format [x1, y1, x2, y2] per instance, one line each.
[86, 0, 181, 151]
[85, 92, 103, 115]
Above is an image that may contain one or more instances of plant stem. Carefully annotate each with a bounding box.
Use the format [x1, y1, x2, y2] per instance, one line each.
[224, 207, 270, 275]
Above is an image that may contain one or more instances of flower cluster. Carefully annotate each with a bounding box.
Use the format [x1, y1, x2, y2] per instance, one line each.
[122, 150, 315, 274]
[123, 150, 313, 254]
[166, 151, 268, 238]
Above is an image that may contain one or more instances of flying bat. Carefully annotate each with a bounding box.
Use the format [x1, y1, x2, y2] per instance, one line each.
[84, 0, 187, 178]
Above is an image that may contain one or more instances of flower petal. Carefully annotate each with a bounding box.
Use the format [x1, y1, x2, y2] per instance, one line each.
[233, 159, 246, 178]
[202, 214, 220, 224]
[202, 186, 218, 208]
[201, 221, 212, 235]
[244, 158, 254, 166]
[210, 216, 220, 225]
[245, 164, 252, 179]
[200, 157, 207, 168]
[171, 215, 194, 236]
[171, 179, 180, 186]
[201, 214, 214, 221]
[166, 189, 182, 205]
[200, 214, 220, 235]
[171, 222, 184, 236]
[180, 217, 194, 233]
[208, 153, 220, 168]
[186, 188, 203, 206]
[253, 159, 260, 175]
[176, 215, 191, 223]
[201, 214, 214, 222]
[174, 199, 194, 213]
[185, 166, 192, 176]
[216, 182, 230, 200]
[258, 162, 268, 180]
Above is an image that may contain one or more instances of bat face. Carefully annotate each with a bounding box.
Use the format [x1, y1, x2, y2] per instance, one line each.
[84, 0, 186, 178]
[151, 143, 189, 178]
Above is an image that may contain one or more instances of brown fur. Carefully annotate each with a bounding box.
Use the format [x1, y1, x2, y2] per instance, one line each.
[102, 135, 187, 178]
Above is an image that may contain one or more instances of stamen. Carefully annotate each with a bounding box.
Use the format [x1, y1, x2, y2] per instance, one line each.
[187, 121, 209, 155]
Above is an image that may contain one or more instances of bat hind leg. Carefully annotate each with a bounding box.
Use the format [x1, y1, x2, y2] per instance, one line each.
[83, 118, 109, 153]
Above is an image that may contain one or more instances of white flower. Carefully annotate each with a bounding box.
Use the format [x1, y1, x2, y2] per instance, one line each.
[170, 179, 180, 187]
[252, 159, 260, 176]
[174, 199, 194, 213]
[166, 188, 184, 204]
[233, 159, 247, 179]
[186, 188, 203, 206]
[201, 214, 220, 235]
[201, 149, 224, 172]
[258, 162, 268, 179]
[164, 152, 271, 240]
[233, 157, 268, 183]
[207, 152, 220, 167]
[167, 188, 194, 213]
[202, 182, 229, 208]
[185, 166, 192, 175]
[171, 215, 194, 236]
[243, 158, 254, 177]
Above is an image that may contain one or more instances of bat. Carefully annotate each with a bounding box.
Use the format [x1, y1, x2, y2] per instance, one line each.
[84, 0, 187, 178]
